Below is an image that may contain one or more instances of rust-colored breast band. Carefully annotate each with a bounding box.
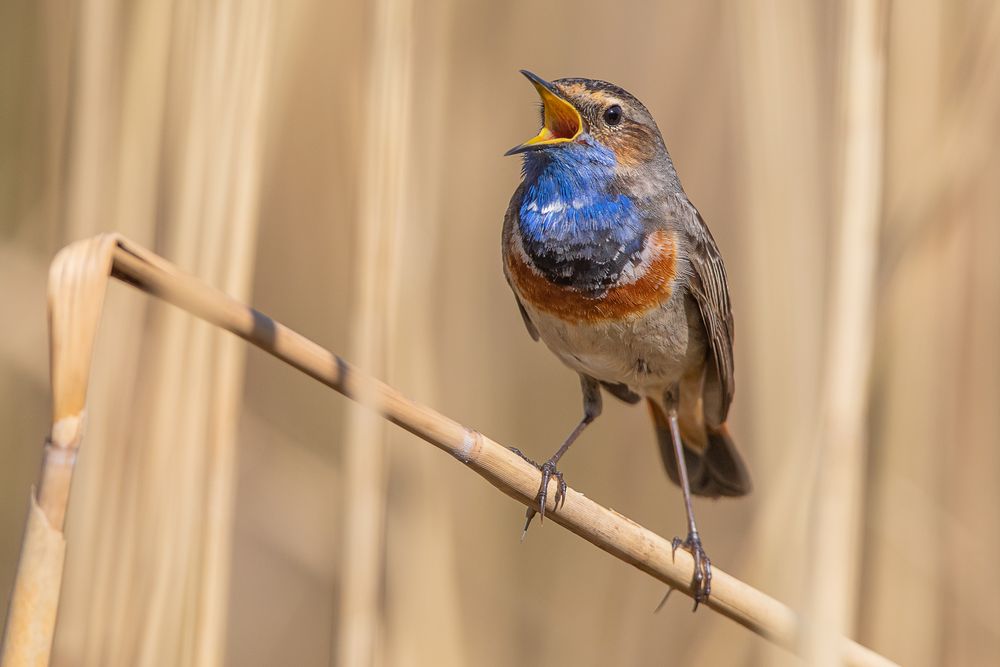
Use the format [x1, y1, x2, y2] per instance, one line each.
[508, 229, 677, 324]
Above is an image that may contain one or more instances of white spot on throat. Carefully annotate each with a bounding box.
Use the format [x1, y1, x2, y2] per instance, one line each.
[539, 197, 588, 215]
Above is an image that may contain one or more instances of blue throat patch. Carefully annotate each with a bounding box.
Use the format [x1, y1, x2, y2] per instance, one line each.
[518, 140, 644, 291]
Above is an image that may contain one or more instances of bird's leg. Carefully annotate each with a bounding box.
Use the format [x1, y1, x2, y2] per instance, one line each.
[664, 386, 712, 609]
[511, 375, 602, 536]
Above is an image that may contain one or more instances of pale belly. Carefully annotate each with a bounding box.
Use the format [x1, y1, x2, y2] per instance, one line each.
[523, 290, 706, 394]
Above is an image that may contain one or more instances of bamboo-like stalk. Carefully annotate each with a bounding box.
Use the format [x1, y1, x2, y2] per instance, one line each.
[1, 234, 120, 666]
[805, 0, 886, 664]
[730, 6, 829, 666]
[381, 0, 467, 664]
[44, 2, 273, 664]
[861, 2, 945, 662]
[337, 0, 413, 662]
[864, 5, 1000, 664]
[1, 233, 898, 667]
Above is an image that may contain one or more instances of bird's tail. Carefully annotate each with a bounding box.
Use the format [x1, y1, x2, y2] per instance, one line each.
[647, 399, 752, 498]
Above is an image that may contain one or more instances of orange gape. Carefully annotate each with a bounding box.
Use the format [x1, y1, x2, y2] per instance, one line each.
[506, 229, 677, 324]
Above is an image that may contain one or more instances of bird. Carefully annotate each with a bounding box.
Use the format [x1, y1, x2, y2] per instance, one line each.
[501, 70, 752, 607]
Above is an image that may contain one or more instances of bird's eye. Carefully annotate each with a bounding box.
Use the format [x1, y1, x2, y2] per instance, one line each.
[603, 104, 623, 126]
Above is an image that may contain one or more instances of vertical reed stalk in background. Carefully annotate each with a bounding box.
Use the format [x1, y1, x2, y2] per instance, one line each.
[49, 1, 273, 665]
[56, 4, 174, 656]
[382, 0, 468, 665]
[945, 158, 1000, 665]
[806, 1, 885, 664]
[3, 1, 999, 665]
[864, 4, 1000, 664]
[931, 11, 1000, 662]
[860, 2, 944, 662]
[336, 0, 413, 663]
[49, 0, 153, 658]
[62, 0, 116, 244]
[725, 4, 828, 665]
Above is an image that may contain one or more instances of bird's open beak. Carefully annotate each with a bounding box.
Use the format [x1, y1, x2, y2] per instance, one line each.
[504, 70, 584, 156]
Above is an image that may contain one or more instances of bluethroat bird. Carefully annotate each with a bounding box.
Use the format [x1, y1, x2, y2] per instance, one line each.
[502, 71, 752, 606]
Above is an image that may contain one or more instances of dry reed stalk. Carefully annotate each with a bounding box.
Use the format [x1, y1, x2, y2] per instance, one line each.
[337, 0, 413, 663]
[805, 0, 886, 664]
[1, 234, 120, 666]
[381, 1, 467, 664]
[728, 5, 829, 664]
[1, 233, 898, 667]
[865, 5, 1000, 663]
[45, 0, 144, 658]
[860, 2, 945, 662]
[947, 168, 1000, 664]
[35, 1, 273, 664]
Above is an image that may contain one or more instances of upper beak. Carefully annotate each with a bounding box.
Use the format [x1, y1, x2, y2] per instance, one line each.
[504, 70, 584, 156]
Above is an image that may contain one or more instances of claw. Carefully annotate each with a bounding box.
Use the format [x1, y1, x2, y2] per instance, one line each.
[521, 507, 536, 541]
[554, 470, 568, 509]
[509, 447, 566, 535]
[536, 471, 548, 520]
[537, 460, 566, 521]
[670, 532, 712, 610]
[509, 447, 535, 466]
[653, 587, 675, 613]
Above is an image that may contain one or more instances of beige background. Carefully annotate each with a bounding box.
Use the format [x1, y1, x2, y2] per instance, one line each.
[1, 1, 998, 665]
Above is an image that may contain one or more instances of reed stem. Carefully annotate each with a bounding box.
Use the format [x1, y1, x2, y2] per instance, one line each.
[1, 234, 898, 667]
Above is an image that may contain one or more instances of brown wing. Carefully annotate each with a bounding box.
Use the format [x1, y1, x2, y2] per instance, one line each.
[677, 199, 735, 426]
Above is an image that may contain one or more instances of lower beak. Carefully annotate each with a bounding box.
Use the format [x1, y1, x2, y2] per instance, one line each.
[505, 70, 584, 156]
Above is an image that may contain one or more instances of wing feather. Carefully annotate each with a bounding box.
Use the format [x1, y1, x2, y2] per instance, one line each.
[675, 198, 735, 426]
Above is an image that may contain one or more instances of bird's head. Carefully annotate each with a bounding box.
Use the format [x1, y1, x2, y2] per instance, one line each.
[505, 71, 672, 179]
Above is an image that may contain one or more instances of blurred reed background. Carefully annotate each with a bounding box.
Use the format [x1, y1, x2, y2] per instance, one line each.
[1, 1, 998, 665]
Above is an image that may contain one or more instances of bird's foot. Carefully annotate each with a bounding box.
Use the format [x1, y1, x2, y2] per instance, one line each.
[509, 448, 567, 537]
[671, 531, 712, 610]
